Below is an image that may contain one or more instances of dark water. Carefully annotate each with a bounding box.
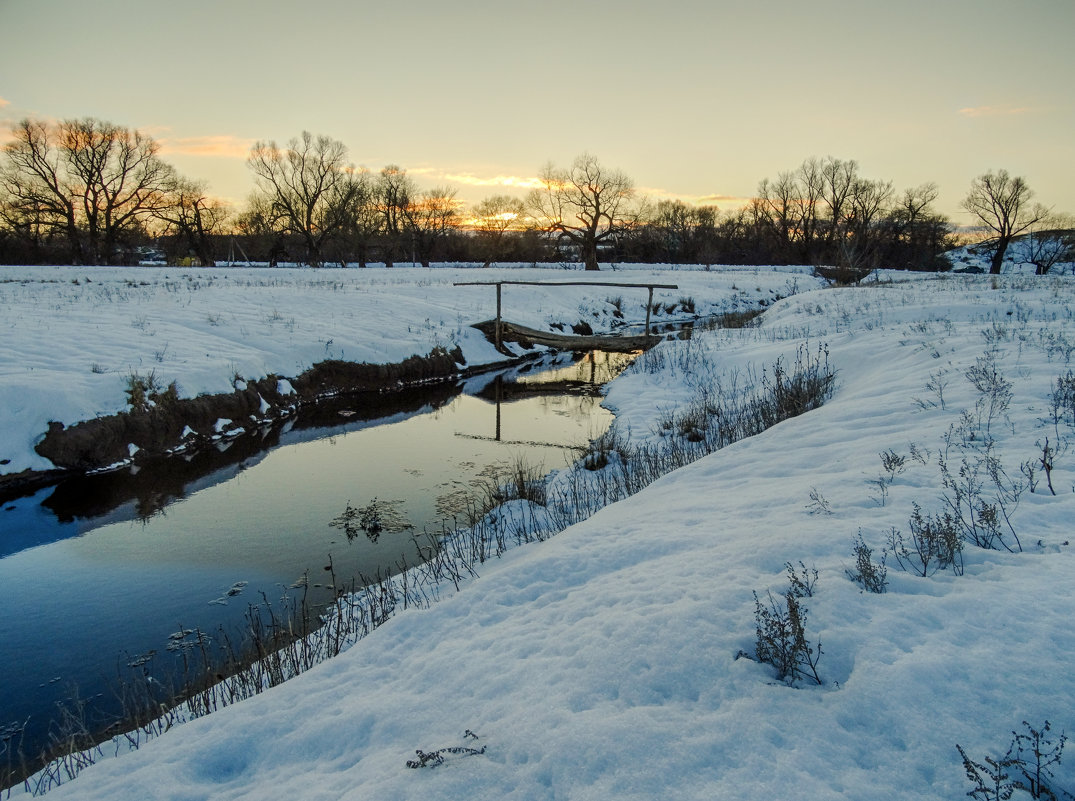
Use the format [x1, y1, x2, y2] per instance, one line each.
[0, 350, 636, 766]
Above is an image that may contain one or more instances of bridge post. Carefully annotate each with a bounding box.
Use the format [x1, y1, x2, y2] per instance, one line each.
[496, 283, 502, 350]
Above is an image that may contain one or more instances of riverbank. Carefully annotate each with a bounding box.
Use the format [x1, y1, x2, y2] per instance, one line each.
[0, 264, 818, 497]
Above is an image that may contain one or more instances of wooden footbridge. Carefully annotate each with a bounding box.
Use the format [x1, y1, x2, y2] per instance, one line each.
[454, 280, 679, 352]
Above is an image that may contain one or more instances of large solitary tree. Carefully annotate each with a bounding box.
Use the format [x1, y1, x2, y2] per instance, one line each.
[527, 153, 636, 270]
[246, 131, 362, 266]
[1, 117, 176, 264]
[962, 169, 1048, 274]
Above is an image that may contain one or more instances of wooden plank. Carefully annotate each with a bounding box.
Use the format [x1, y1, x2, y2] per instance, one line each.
[472, 319, 659, 353]
[455, 279, 681, 342]
[454, 280, 679, 289]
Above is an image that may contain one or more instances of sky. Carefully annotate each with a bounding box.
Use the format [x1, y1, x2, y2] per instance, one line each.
[1, 0, 1072, 222]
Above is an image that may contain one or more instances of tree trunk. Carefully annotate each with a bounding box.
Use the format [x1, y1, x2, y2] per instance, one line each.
[582, 239, 600, 271]
[990, 237, 1010, 274]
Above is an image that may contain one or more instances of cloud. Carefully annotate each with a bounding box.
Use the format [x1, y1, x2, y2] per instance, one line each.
[638, 186, 751, 209]
[958, 104, 1034, 118]
[444, 173, 545, 190]
[158, 135, 256, 159]
[0, 96, 10, 109]
[694, 193, 753, 208]
[404, 167, 543, 191]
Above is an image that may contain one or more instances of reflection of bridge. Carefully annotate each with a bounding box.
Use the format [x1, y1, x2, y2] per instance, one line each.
[467, 351, 616, 443]
[455, 279, 678, 351]
[477, 379, 604, 400]
[454, 430, 589, 449]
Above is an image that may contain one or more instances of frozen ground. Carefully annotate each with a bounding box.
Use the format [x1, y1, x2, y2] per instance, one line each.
[5, 265, 1075, 800]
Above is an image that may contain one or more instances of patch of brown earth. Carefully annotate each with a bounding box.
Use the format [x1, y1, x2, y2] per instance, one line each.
[25, 346, 467, 482]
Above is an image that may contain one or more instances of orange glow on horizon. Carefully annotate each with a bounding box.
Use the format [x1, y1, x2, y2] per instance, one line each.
[958, 105, 1035, 118]
[158, 135, 257, 159]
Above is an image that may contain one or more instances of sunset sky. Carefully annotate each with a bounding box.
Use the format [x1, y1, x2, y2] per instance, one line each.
[1, 0, 1072, 223]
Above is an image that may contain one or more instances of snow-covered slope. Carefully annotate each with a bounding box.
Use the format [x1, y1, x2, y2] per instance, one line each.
[15, 270, 1075, 800]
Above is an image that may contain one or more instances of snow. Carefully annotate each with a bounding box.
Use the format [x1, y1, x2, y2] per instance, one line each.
[0, 263, 810, 475]
[5, 264, 1075, 800]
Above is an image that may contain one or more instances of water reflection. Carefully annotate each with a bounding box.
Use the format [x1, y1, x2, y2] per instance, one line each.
[0, 350, 637, 761]
[37, 381, 460, 527]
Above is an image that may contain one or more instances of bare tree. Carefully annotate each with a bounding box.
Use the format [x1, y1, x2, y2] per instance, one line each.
[794, 157, 825, 261]
[752, 178, 795, 260]
[838, 176, 894, 270]
[962, 169, 1049, 274]
[340, 168, 377, 267]
[373, 165, 417, 267]
[234, 193, 289, 266]
[1013, 214, 1075, 275]
[649, 199, 695, 263]
[885, 183, 951, 270]
[755, 159, 825, 263]
[527, 153, 636, 270]
[639, 199, 725, 264]
[153, 178, 229, 266]
[246, 131, 362, 266]
[471, 194, 525, 267]
[403, 187, 459, 267]
[819, 157, 859, 249]
[1, 117, 176, 264]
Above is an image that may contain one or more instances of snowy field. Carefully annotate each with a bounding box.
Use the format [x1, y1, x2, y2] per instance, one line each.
[6, 265, 1075, 799]
[0, 263, 814, 477]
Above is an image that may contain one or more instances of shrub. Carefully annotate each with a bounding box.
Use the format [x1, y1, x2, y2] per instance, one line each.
[886, 503, 963, 577]
[880, 448, 907, 480]
[805, 487, 833, 515]
[1048, 371, 1075, 438]
[124, 371, 179, 412]
[957, 720, 1072, 801]
[476, 457, 547, 508]
[846, 531, 888, 593]
[752, 588, 823, 686]
[939, 450, 1025, 553]
[125, 370, 161, 412]
[965, 353, 1013, 438]
[153, 380, 180, 409]
[785, 561, 818, 598]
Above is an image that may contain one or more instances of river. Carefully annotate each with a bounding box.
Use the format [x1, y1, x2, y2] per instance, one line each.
[0, 349, 637, 771]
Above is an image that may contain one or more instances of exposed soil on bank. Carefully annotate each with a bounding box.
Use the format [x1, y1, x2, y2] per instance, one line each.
[0, 345, 507, 503]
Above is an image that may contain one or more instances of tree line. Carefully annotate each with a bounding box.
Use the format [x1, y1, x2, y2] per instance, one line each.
[1, 117, 1070, 273]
